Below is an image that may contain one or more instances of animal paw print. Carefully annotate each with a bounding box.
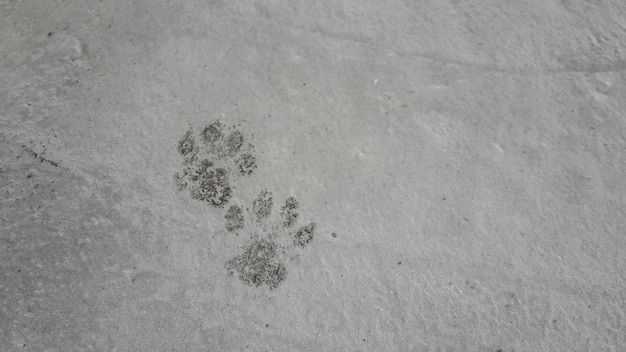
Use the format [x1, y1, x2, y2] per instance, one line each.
[224, 190, 316, 289]
[174, 121, 257, 207]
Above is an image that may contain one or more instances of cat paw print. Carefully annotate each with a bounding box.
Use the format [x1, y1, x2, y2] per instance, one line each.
[174, 120, 257, 207]
[224, 190, 316, 289]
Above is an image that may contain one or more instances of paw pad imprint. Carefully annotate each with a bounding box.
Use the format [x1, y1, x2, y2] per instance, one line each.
[174, 121, 257, 207]
[224, 191, 316, 289]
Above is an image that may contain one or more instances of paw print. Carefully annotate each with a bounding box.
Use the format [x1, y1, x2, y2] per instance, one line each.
[174, 120, 257, 207]
[224, 190, 316, 289]
[174, 119, 325, 289]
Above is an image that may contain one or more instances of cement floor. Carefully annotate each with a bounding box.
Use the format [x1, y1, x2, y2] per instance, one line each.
[1, 1, 625, 351]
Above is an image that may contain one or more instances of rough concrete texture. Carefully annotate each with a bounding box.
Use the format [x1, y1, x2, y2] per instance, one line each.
[1, 1, 626, 351]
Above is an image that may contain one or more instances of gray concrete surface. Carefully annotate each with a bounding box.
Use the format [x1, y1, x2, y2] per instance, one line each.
[1, 0, 626, 351]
